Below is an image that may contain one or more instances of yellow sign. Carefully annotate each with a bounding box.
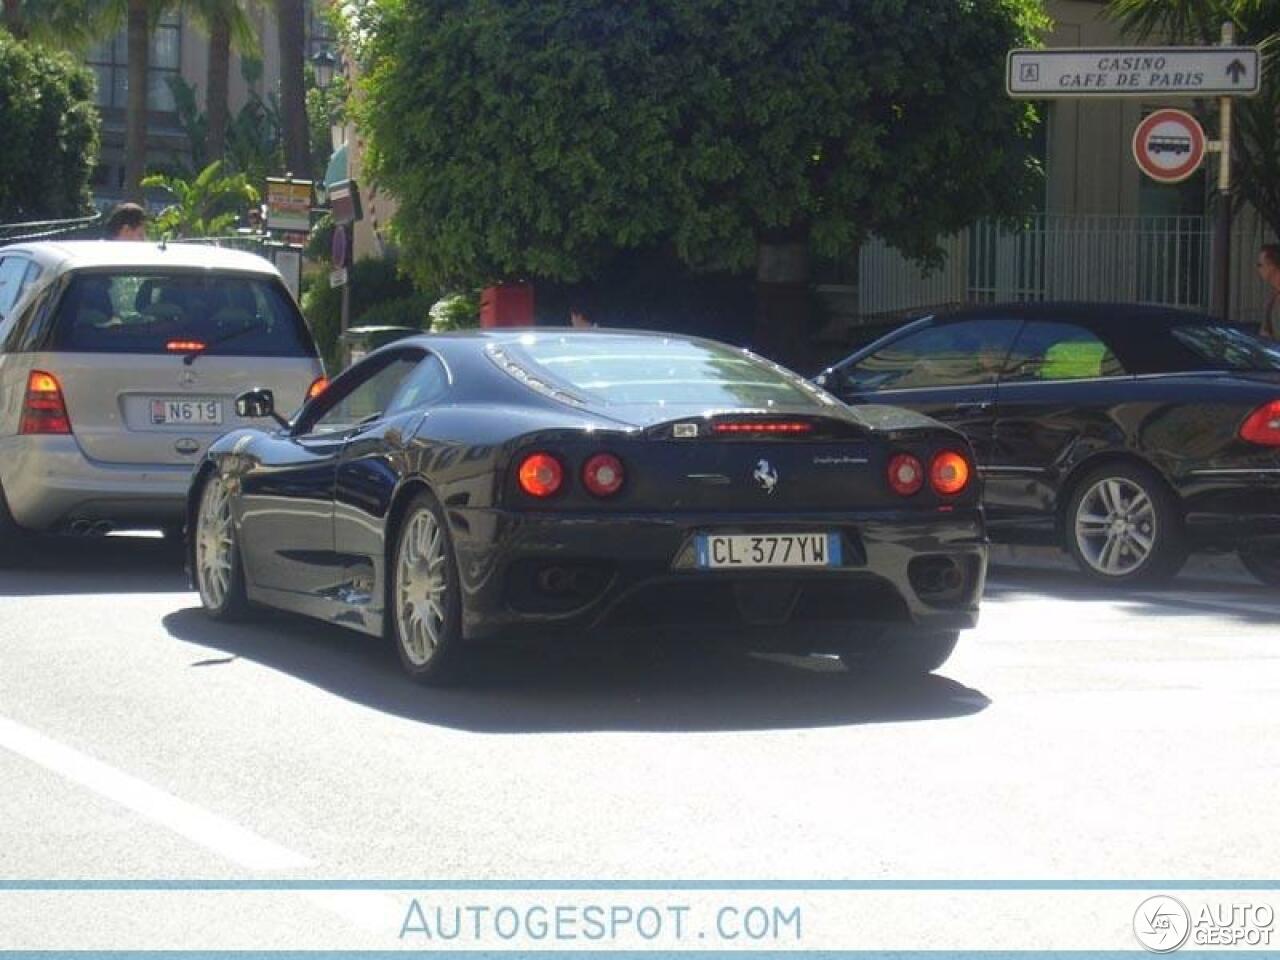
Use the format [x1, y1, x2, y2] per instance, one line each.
[265, 178, 312, 232]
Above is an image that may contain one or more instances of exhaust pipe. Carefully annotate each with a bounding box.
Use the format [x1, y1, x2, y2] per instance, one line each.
[537, 566, 575, 595]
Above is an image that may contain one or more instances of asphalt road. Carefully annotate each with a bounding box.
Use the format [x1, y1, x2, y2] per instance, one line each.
[2, 533, 1278, 886]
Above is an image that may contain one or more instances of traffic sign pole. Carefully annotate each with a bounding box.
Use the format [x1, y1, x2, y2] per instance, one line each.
[1212, 23, 1235, 322]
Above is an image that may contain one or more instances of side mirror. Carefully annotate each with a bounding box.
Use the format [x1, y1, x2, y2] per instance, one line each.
[236, 388, 275, 419]
[236, 388, 289, 429]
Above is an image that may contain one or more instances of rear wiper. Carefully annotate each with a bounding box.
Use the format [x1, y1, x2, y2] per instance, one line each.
[183, 325, 261, 365]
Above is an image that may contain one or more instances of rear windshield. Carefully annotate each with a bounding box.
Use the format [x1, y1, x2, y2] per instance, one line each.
[1170, 323, 1280, 372]
[500, 334, 827, 408]
[50, 271, 316, 357]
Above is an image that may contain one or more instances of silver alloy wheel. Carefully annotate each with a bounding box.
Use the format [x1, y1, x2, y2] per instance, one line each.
[1074, 476, 1157, 577]
[396, 507, 449, 667]
[196, 476, 235, 609]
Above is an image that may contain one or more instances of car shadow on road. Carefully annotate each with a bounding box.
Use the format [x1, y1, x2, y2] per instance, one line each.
[0, 534, 189, 597]
[987, 565, 1280, 625]
[162, 607, 990, 734]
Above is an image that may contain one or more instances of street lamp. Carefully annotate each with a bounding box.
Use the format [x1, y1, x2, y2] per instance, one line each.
[311, 47, 337, 91]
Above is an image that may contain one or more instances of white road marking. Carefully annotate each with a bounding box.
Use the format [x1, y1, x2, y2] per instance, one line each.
[0, 714, 312, 871]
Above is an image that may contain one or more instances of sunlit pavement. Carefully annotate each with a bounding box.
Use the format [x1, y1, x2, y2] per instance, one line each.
[1, 533, 1277, 885]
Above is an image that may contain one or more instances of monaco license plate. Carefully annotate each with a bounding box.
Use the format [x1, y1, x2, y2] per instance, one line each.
[149, 398, 222, 426]
[695, 533, 841, 569]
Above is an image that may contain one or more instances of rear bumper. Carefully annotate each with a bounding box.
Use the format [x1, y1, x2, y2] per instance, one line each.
[0, 435, 194, 531]
[452, 508, 988, 648]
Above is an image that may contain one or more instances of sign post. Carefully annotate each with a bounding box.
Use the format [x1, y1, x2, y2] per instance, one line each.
[1007, 32, 1263, 322]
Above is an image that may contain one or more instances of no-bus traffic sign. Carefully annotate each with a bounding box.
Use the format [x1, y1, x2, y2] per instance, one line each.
[1132, 109, 1206, 184]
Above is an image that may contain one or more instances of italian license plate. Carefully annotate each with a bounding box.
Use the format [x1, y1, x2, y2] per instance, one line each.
[695, 533, 841, 569]
[149, 398, 222, 426]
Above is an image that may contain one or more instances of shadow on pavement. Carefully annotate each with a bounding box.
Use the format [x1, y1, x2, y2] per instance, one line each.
[987, 565, 1280, 625]
[162, 606, 990, 734]
[0, 533, 189, 597]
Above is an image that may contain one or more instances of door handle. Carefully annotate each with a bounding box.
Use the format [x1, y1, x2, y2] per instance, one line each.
[953, 400, 992, 413]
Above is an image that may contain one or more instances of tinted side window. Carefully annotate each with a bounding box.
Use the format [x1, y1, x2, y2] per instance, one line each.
[299, 350, 426, 435]
[0, 257, 28, 317]
[846, 318, 1022, 390]
[3, 286, 54, 353]
[1002, 321, 1126, 382]
[387, 354, 449, 415]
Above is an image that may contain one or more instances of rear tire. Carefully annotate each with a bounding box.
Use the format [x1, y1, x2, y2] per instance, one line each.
[1064, 462, 1186, 586]
[193, 473, 250, 620]
[840, 626, 959, 677]
[389, 491, 465, 684]
[1238, 545, 1280, 586]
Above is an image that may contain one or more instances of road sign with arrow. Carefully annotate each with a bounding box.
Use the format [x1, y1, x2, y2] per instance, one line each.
[1007, 46, 1262, 97]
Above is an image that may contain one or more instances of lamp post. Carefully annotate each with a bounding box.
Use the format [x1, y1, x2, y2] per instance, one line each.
[311, 47, 337, 91]
[311, 45, 352, 368]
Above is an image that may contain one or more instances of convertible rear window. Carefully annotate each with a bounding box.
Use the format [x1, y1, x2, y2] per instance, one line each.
[49, 270, 316, 357]
[499, 334, 829, 408]
[1170, 323, 1280, 372]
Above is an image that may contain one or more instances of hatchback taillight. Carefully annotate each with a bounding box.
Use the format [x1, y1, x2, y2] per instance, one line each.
[20, 370, 72, 435]
[887, 453, 925, 496]
[582, 453, 625, 497]
[1239, 400, 1280, 446]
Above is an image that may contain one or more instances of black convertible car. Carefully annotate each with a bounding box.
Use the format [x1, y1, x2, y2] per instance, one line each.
[188, 330, 986, 682]
[815, 303, 1280, 586]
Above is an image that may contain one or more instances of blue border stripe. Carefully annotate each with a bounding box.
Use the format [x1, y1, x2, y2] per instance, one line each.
[0, 879, 1276, 890]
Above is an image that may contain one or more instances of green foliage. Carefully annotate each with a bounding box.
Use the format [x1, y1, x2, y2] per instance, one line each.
[300, 255, 436, 370]
[166, 73, 285, 183]
[428, 292, 479, 332]
[141, 160, 259, 238]
[0, 31, 99, 221]
[358, 0, 1049, 290]
[1110, 0, 1280, 239]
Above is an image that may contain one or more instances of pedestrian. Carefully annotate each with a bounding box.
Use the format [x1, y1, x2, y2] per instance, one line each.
[103, 202, 147, 241]
[1258, 243, 1280, 339]
[569, 301, 594, 329]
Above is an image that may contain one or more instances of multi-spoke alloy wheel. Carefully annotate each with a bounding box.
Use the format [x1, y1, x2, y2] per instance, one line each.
[391, 493, 461, 682]
[195, 473, 248, 618]
[1074, 477, 1155, 577]
[1065, 463, 1185, 586]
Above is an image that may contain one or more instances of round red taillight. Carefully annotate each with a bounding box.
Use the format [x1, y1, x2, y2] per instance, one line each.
[930, 450, 971, 496]
[517, 452, 564, 498]
[887, 453, 925, 496]
[582, 453, 625, 497]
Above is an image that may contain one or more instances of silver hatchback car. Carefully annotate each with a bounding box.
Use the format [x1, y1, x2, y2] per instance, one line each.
[0, 241, 325, 545]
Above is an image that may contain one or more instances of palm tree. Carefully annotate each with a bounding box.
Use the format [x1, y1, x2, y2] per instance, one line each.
[185, 0, 258, 162]
[274, 0, 310, 178]
[1109, 0, 1280, 239]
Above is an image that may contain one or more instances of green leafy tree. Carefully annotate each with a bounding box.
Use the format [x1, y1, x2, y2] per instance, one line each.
[0, 31, 99, 220]
[141, 160, 259, 237]
[1110, 0, 1280, 240]
[274, 0, 310, 177]
[357, 0, 1048, 364]
[185, 0, 259, 163]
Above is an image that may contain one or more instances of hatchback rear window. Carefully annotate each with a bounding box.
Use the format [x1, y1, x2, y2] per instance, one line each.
[499, 334, 829, 408]
[50, 271, 316, 357]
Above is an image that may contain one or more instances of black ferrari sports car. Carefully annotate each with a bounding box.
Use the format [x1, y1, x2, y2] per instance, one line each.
[816, 302, 1280, 586]
[188, 330, 986, 682]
